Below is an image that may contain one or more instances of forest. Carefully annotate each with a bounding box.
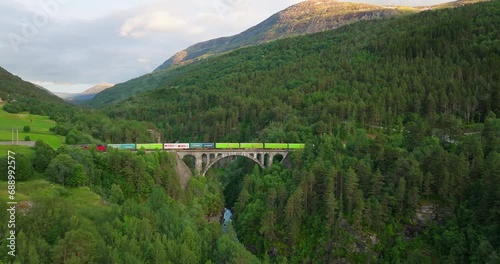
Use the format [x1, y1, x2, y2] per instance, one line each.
[0, 1, 499, 263]
[91, 1, 499, 144]
[0, 140, 259, 263]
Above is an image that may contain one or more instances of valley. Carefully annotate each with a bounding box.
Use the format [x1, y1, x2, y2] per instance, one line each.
[0, 0, 499, 263]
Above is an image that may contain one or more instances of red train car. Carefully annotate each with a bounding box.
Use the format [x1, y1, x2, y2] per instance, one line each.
[80, 144, 107, 152]
[96, 144, 107, 151]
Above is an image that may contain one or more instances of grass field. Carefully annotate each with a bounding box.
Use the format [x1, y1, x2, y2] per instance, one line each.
[0, 104, 64, 149]
[0, 145, 35, 158]
[0, 180, 106, 211]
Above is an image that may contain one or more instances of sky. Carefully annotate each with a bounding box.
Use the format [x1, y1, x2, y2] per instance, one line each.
[0, 0, 455, 93]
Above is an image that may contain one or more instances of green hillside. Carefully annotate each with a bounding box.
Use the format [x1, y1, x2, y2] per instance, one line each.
[90, 0, 490, 106]
[0, 67, 157, 147]
[153, 0, 414, 71]
[0, 67, 72, 118]
[94, 1, 498, 143]
[0, 67, 61, 103]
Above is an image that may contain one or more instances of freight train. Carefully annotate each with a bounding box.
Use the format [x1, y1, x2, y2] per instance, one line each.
[77, 143, 306, 152]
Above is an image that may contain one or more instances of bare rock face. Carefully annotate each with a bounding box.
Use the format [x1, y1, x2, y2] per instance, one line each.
[175, 154, 193, 189]
[415, 204, 438, 223]
[155, 0, 412, 71]
[406, 203, 453, 239]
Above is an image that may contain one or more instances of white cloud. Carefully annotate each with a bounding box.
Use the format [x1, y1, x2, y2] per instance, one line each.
[120, 11, 198, 37]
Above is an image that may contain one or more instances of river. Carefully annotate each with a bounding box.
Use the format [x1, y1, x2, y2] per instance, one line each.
[222, 208, 238, 240]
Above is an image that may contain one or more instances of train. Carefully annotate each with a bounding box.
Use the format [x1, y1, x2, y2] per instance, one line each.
[77, 143, 306, 152]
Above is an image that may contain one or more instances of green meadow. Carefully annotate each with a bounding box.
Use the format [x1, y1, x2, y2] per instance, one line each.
[0, 180, 107, 211]
[0, 104, 64, 149]
[0, 145, 35, 158]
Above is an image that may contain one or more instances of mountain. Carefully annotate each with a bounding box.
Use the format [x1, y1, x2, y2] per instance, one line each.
[53, 92, 78, 99]
[90, 0, 416, 107]
[90, 0, 490, 108]
[55, 83, 114, 102]
[154, 0, 415, 71]
[95, 0, 499, 142]
[429, 0, 490, 9]
[0, 66, 72, 115]
[81, 83, 114, 95]
[0, 66, 64, 105]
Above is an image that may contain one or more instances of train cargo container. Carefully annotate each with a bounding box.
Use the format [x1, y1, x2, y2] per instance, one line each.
[190, 143, 202, 149]
[121, 144, 136, 149]
[264, 143, 288, 149]
[240, 143, 264, 149]
[136, 143, 163, 150]
[288, 143, 305, 149]
[190, 143, 215, 149]
[202, 143, 215, 148]
[215, 143, 240, 149]
[163, 143, 189, 149]
[108, 144, 136, 150]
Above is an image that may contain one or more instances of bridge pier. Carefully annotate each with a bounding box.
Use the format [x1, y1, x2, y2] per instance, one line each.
[267, 154, 273, 167]
[194, 153, 203, 174]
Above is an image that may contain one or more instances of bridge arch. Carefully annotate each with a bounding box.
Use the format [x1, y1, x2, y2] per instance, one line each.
[174, 150, 289, 177]
[202, 154, 265, 176]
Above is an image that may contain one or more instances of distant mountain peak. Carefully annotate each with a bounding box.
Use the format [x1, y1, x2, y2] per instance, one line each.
[82, 83, 114, 95]
[54, 83, 115, 102]
[155, 0, 412, 71]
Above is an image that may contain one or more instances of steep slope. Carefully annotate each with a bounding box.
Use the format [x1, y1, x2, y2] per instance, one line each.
[0, 67, 63, 104]
[97, 0, 499, 142]
[0, 66, 71, 116]
[429, 0, 490, 9]
[155, 0, 414, 71]
[90, 0, 416, 107]
[90, 0, 490, 108]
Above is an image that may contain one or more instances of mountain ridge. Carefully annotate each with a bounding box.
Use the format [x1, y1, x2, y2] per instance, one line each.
[0, 66, 71, 115]
[82, 83, 114, 95]
[155, 0, 414, 71]
[0, 66, 63, 104]
[90, 0, 492, 107]
[54, 83, 114, 102]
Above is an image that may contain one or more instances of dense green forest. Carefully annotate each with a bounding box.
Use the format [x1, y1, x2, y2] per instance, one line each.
[0, 1, 499, 263]
[94, 1, 496, 262]
[92, 1, 499, 144]
[0, 141, 259, 263]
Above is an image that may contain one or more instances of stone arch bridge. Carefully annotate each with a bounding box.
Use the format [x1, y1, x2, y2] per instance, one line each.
[173, 149, 290, 176]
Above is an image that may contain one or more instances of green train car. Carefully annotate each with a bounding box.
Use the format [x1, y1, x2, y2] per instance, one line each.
[264, 143, 288, 149]
[215, 143, 240, 149]
[213, 143, 305, 149]
[287, 143, 305, 149]
[240, 143, 264, 149]
[136, 143, 163, 150]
